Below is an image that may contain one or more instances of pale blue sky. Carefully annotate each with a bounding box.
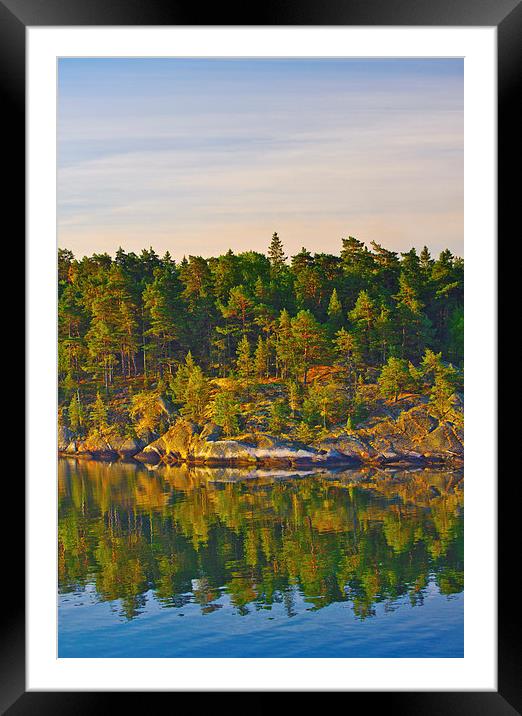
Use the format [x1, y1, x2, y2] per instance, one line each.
[58, 58, 463, 259]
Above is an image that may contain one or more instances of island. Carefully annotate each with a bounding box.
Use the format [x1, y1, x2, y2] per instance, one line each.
[58, 234, 463, 468]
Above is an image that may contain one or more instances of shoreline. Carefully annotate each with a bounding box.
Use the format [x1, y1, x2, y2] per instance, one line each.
[59, 406, 463, 470]
[58, 449, 463, 469]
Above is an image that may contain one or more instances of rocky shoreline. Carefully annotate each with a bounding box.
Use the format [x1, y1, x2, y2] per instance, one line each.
[59, 405, 463, 468]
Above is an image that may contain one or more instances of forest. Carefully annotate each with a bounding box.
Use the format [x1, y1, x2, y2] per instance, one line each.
[58, 233, 463, 447]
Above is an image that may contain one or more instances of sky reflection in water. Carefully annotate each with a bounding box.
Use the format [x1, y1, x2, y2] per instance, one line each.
[58, 459, 463, 658]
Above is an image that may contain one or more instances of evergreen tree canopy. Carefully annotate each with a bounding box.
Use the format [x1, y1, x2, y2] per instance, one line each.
[58, 233, 463, 438]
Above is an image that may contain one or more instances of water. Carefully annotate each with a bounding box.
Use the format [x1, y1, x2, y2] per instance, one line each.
[58, 458, 464, 658]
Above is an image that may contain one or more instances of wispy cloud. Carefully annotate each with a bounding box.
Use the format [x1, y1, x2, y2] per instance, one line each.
[58, 58, 463, 259]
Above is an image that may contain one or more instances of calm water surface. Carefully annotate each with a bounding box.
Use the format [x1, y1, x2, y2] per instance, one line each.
[58, 459, 463, 658]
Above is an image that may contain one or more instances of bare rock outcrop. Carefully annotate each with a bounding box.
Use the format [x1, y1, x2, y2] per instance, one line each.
[135, 420, 338, 466]
[59, 431, 145, 460]
[62, 405, 463, 466]
[58, 424, 73, 452]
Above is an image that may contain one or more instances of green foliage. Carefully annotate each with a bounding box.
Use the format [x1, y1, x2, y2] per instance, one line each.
[275, 309, 295, 379]
[348, 392, 369, 429]
[378, 357, 413, 402]
[327, 288, 343, 334]
[236, 335, 252, 379]
[211, 391, 241, 437]
[143, 264, 183, 374]
[290, 309, 327, 384]
[420, 349, 459, 393]
[181, 366, 211, 423]
[57, 235, 463, 436]
[334, 327, 360, 394]
[170, 352, 211, 423]
[221, 285, 255, 336]
[268, 232, 286, 275]
[90, 392, 109, 435]
[68, 393, 84, 433]
[428, 374, 459, 422]
[421, 349, 446, 384]
[303, 381, 348, 429]
[295, 420, 317, 444]
[348, 290, 379, 362]
[394, 273, 433, 361]
[301, 400, 321, 428]
[448, 306, 464, 364]
[268, 399, 291, 435]
[170, 351, 195, 393]
[254, 335, 270, 378]
[129, 389, 165, 436]
[407, 361, 423, 392]
[287, 381, 301, 418]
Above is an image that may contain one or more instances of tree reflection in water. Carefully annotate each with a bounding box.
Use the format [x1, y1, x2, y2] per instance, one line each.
[58, 459, 463, 622]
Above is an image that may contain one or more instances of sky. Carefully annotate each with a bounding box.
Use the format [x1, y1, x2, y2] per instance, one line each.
[58, 58, 463, 260]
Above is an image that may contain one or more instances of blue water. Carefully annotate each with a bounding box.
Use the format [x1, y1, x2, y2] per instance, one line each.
[58, 459, 464, 658]
[59, 582, 462, 658]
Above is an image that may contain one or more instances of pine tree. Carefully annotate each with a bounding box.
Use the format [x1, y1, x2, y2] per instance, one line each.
[68, 393, 83, 433]
[394, 273, 433, 361]
[211, 249, 241, 302]
[374, 305, 395, 364]
[291, 247, 313, 273]
[170, 351, 196, 404]
[254, 275, 268, 303]
[419, 245, 433, 274]
[339, 237, 375, 308]
[91, 392, 109, 435]
[287, 381, 300, 418]
[212, 391, 240, 436]
[290, 310, 327, 385]
[349, 290, 378, 364]
[57, 236, 463, 446]
[421, 349, 448, 385]
[302, 387, 322, 427]
[268, 232, 286, 274]
[85, 294, 120, 389]
[275, 309, 295, 379]
[370, 241, 400, 293]
[143, 265, 183, 376]
[254, 335, 269, 378]
[221, 285, 255, 336]
[129, 389, 164, 436]
[295, 420, 316, 444]
[377, 357, 412, 402]
[334, 328, 359, 394]
[179, 255, 216, 358]
[304, 381, 346, 429]
[268, 399, 290, 435]
[340, 236, 372, 270]
[327, 288, 343, 334]
[236, 335, 252, 379]
[181, 366, 211, 423]
[58, 248, 75, 285]
[292, 248, 323, 313]
[428, 374, 458, 421]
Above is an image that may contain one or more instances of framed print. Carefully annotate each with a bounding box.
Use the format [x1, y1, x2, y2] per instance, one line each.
[3, 0, 520, 710]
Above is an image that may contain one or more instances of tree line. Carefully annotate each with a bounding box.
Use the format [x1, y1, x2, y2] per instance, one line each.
[58, 233, 463, 438]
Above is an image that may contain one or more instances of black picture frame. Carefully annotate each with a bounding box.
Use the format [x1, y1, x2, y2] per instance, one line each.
[4, 0, 519, 710]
